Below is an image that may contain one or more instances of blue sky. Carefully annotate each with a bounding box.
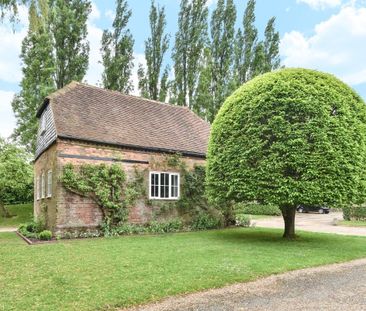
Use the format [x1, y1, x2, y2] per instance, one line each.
[1, 0, 366, 138]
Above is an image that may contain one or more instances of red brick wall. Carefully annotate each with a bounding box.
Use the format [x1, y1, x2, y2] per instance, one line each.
[36, 139, 206, 233]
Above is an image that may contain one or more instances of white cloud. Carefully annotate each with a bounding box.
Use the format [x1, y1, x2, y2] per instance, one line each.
[105, 9, 115, 21]
[0, 5, 28, 84]
[297, 0, 342, 10]
[0, 90, 16, 138]
[281, 6, 366, 87]
[84, 2, 103, 86]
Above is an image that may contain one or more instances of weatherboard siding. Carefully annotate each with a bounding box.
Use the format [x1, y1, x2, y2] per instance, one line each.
[35, 104, 57, 159]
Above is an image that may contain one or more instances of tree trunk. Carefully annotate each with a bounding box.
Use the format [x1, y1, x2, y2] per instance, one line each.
[281, 206, 296, 239]
[0, 201, 11, 218]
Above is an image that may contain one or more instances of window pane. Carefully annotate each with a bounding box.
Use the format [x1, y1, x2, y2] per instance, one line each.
[170, 174, 179, 198]
[160, 173, 169, 198]
[151, 173, 159, 197]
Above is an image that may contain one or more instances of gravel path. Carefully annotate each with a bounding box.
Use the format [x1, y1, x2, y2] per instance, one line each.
[121, 259, 366, 311]
[254, 212, 366, 236]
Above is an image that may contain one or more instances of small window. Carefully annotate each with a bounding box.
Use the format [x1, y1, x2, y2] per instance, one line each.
[40, 113, 46, 135]
[41, 172, 46, 199]
[36, 176, 40, 200]
[47, 170, 52, 198]
[149, 172, 180, 200]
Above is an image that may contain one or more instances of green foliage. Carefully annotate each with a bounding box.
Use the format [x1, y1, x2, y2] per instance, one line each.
[39, 230, 52, 241]
[207, 68, 366, 234]
[18, 217, 46, 239]
[234, 202, 281, 216]
[343, 204, 366, 221]
[12, 0, 90, 151]
[0, 138, 33, 213]
[190, 213, 222, 230]
[61, 163, 138, 227]
[138, 1, 170, 101]
[206, 0, 236, 123]
[172, 0, 208, 108]
[235, 214, 251, 227]
[101, 0, 134, 93]
[233, 0, 280, 87]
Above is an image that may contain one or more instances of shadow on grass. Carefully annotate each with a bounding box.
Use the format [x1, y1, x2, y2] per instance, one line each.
[209, 227, 342, 245]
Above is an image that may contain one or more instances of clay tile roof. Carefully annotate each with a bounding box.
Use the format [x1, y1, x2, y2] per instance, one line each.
[44, 82, 210, 157]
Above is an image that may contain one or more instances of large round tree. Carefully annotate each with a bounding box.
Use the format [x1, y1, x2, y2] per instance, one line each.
[206, 68, 366, 238]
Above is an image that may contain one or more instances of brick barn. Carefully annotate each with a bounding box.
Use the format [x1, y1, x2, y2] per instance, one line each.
[34, 82, 210, 234]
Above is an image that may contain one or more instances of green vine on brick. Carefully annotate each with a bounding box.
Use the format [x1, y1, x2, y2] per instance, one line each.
[61, 163, 138, 227]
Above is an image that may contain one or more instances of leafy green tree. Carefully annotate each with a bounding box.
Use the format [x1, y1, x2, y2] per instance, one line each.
[12, 0, 91, 152]
[50, 0, 91, 89]
[207, 0, 236, 123]
[0, 137, 33, 217]
[172, 0, 208, 108]
[263, 17, 280, 72]
[234, 0, 280, 86]
[12, 0, 55, 152]
[101, 0, 134, 93]
[194, 48, 212, 119]
[206, 69, 366, 239]
[234, 0, 257, 85]
[138, 1, 169, 101]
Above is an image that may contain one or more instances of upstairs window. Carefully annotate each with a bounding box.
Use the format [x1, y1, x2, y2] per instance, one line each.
[41, 172, 46, 199]
[40, 113, 46, 135]
[36, 177, 40, 200]
[149, 172, 180, 200]
[47, 170, 52, 198]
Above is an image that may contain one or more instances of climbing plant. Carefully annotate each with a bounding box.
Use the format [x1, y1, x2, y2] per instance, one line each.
[61, 163, 139, 227]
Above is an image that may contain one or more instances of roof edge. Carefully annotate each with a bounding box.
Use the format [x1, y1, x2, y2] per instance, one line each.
[57, 135, 207, 159]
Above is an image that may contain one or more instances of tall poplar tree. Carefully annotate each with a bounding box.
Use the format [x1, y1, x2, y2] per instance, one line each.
[101, 0, 134, 93]
[234, 0, 257, 85]
[12, 0, 55, 152]
[234, 0, 280, 86]
[50, 0, 91, 89]
[138, 1, 169, 101]
[172, 0, 208, 108]
[12, 0, 91, 152]
[207, 0, 236, 123]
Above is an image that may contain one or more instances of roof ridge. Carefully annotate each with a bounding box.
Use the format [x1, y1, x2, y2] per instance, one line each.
[75, 81, 193, 112]
[47, 81, 81, 100]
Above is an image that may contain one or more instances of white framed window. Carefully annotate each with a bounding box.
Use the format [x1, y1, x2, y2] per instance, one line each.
[47, 170, 52, 198]
[149, 172, 180, 200]
[40, 113, 46, 135]
[36, 176, 40, 200]
[41, 172, 46, 199]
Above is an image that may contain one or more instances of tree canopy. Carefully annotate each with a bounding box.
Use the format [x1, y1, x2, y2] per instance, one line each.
[206, 68, 366, 238]
[0, 137, 33, 216]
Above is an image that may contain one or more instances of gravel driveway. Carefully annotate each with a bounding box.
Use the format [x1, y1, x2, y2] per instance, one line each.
[254, 211, 366, 236]
[121, 259, 366, 311]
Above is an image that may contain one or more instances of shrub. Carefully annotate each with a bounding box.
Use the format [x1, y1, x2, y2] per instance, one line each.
[343, 204, 366, 221]
[235, 214, 251, 227]
[148, 219, 184, 233]
[234, 202, 281, 216]
[190, 213, 222, 230]
[39, 230, 52, 241]
[206, 68, 366, 238]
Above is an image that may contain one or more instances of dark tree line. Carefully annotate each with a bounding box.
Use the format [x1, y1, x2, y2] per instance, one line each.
[4, 0, 280, 153]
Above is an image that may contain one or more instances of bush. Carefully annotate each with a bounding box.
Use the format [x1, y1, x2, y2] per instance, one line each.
[39, 230, 52, 241]
[343, 204, 366, 221]
[148, 219, 184, 233]
[234, 202, 281, 216]
[235, 214, 251, 227]
[190, 213, 222, 230]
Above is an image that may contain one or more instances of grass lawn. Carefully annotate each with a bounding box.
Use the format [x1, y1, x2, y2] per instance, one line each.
[338, 220, 366, 227]
[1, 228, 366, 311]
[0, 203, 33, 227]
